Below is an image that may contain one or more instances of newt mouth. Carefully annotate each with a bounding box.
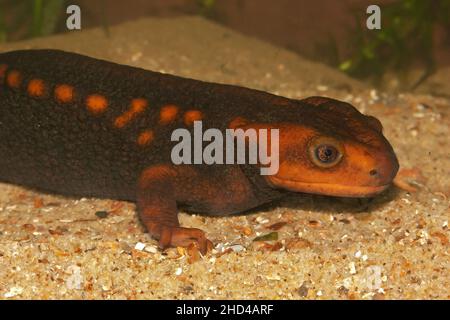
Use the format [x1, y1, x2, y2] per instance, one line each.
[267, 176, 391, 198]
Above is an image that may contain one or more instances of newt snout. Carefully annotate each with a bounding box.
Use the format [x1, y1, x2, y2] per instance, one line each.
[368, 148, 399, 187]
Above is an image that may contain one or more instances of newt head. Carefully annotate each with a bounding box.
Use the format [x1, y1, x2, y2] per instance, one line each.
[257, 97, 399, 198]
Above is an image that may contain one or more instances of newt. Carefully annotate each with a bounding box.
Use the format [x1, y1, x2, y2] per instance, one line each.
[0, 49, 399, 254]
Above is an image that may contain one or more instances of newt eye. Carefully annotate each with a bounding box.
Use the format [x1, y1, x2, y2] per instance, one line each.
[308, 137, 343, 168]
[316, 145, 338, 162]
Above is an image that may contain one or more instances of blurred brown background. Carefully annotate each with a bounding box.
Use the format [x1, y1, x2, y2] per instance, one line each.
[72, 0, 450, 68]
[1, 0, 449, 91]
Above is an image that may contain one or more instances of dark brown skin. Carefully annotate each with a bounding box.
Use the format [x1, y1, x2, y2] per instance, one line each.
[0, 49, 399, 254]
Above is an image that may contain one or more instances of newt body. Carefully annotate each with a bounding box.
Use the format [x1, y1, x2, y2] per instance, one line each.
[0, 49, 399, 253]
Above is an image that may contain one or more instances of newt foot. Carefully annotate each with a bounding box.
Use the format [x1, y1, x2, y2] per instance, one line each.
[158, 226, 213, 255]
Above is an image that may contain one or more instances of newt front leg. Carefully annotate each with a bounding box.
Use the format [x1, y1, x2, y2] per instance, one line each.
[136, 164, 273, 254]
[136, 165, 213, 254]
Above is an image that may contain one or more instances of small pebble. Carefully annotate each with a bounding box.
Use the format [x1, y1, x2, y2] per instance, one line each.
[134, 242, 146, 251]
[298, 281, 310, 297]
[256, 216, 269, 224]
[4, 287, 23, 298]
[144, 246, 158, 254]
[349, 262, 357, 274]
[230, 244, 245, 253]
[95, 211, 109, 219]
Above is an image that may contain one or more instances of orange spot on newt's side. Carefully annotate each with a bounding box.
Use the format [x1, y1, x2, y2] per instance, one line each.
[6, 70, 21, 89]
[114, 98, 148, 128]
[114, 115, 128, 128]
[86, 94, 108, 114]
[137, 130, 154, 146]
[0, 64, 8, 82]
[159, 105, 179, 124]
[184, 110, 203, 126]
[55, 84, 74, 103]
[27, 79, 46, 97]
[130, 98, 148, 113]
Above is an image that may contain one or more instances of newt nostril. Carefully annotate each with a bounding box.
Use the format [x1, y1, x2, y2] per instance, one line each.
[369, 169, 378, 176]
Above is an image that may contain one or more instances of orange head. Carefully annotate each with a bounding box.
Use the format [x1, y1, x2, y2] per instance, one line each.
[242, 96, 399, 198]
